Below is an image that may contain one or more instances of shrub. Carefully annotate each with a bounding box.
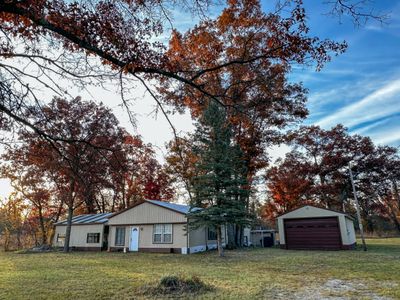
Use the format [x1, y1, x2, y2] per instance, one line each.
[143, 274, 213, 296]
[159, 275, 180, 291]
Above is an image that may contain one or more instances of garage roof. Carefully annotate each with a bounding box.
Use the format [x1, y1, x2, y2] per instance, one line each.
[277, 205, 355, 220]
[55, 212, 112, 225]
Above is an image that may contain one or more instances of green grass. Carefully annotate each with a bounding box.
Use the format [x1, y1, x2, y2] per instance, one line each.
[1, 238, 399, 299]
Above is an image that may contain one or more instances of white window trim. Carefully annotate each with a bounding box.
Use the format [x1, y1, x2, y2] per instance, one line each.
[153, 224, 173, 244]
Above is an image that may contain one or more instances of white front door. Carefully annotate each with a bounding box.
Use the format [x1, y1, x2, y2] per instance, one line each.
[129, 227, 139, 251]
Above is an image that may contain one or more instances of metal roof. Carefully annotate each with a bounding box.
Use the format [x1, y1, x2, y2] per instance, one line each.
[55, 212, 112, 225]
[146, 199, 201, 214]
[277, 205, 355, 220]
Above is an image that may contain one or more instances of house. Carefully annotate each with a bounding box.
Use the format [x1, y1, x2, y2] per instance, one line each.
[53, 200, 228, 254]
[53, 213, 112, 251]
[277, 205, 356, 250]
[107, 199, 228, 254]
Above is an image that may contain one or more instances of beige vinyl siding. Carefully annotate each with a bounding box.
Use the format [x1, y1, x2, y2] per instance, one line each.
[188, 227, 207, 247]
[141, 224, 186, 248]
[188, 226, 227, 248]
[53, 224, 104, 248]
[345, 216, 357, 245]
[108, 202, 186, 225]
[109, 224, 187, 249]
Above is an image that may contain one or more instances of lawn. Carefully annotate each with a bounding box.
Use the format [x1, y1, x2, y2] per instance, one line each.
[0, 238, 399, 300]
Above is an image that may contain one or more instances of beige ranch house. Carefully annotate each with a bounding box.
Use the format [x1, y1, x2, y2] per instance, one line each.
[54, 200, 230, 254]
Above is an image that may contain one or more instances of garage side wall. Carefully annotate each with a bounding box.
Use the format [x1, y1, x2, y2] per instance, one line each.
[345, 217, 356, 245]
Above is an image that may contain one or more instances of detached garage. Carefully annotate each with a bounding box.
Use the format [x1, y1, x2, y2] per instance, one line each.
[277, 206, 356, 250]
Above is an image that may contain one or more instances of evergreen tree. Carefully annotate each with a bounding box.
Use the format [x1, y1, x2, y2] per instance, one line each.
[188, 101, 252, 257]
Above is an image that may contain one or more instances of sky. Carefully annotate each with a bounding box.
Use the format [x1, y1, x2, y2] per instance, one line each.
[0, 0, 399, 199]
[290, 1, 400, 146]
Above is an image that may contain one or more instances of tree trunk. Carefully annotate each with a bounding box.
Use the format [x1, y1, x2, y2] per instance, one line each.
[216, 225, 224, 257]
[16, 229, 22, 249]
[49, 200, 63, 246]
[235, 224, 240, 247]
[4, 228, 10, 251]
[392, 214, 400, 233]
[239, 226, 244, 247]
[365, 216, 374, 233]
[64, 177, 76, 253]
[63, 205, 74, 253]
[386, 196, 400, 233]
[227, 224, 235, 249]
[37, 204, 47, 245]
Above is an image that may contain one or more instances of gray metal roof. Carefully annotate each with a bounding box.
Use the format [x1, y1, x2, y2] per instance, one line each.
[55, 212, 112, 225]
[146, 199, 201, 214]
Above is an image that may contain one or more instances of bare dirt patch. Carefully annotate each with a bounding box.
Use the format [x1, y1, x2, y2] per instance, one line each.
[263, 279, 396, 300]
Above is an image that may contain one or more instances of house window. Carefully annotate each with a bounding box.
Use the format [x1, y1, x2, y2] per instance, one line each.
[87, 233, 100, 243]
[208, 227, 217, 240]
[153, 224, 172, 244]
[115, 227, 125, 246]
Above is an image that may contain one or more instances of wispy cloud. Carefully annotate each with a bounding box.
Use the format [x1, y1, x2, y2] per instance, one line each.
[367, 124, 400, 145]
[316, 78, 400, 128]
[352, 117, 392, 135]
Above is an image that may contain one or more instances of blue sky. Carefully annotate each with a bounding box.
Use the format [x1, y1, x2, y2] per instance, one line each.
[285, 0, 400, 147]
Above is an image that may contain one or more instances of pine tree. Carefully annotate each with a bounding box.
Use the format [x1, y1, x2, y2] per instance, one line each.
[188, 101, 252, 257]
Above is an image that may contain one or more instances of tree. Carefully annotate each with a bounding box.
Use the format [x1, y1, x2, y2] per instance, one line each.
[187, 101, 251, 256]
[262, 151, 314, 221]
[165, 136, 201, 202]
[0, 0, 346, 147]
[286, 124, 374, 209]
[0, 195, 28, 251]
[160, 0, 345, 199]
[108, 135, 174, 211]
[0, 163, 53, 245]
[4, 97, 127, 252]
[0, 1, 347, 230]
[354, 146, 400, 232]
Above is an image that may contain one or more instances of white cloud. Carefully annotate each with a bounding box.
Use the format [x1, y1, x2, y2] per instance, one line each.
[351, 118, 392, 135]
[316, 78, 400, 128]
[352, 115, 400, 146]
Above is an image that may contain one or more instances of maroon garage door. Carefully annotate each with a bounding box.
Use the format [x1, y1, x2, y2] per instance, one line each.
[284, 217, 342, 250]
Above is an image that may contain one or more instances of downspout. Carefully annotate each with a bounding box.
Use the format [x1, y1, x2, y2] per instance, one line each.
[186, 218, 189, 254]
[205, 227, 208, 250]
